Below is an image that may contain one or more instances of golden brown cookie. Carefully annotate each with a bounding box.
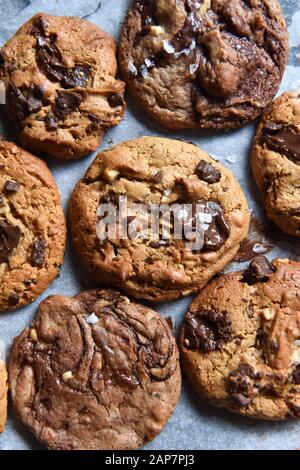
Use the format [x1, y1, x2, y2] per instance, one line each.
[180, 256, 300, 420]
[251, 91, 300, 236]
[9, 289, 181, 450]
[119, 0, 288, 131]
[0, 13, 126, 160]
[0, 141, 66, 311]
[0, 361, 7, 433]
[69, 137, 250, 302]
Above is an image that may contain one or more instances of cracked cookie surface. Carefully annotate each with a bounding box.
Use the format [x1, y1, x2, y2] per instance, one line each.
[119, 0, 288, 131]
[0, 141, 66, 311]
[251, 91, 300, 237]
[69, 136, 250, 302]
[0, 13, 126, 160]
[0, 362, 7, 433]
[9, 289, 181, 450]
[180, 257, 300, 420]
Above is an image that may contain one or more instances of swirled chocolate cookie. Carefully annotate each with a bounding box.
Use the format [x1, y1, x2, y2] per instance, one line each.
[0, 141, 66, 311]
[0, 13, 125, 160]
[0, 361, 7, 433]
[119, 0, 288, 131]
[180, 256, 300, 420]
[69, 137, 250, 301]
[9, 289, 181, 450]
[251, 91, 300, 237]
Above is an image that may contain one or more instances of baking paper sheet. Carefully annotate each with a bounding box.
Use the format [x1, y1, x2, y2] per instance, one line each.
[0, 0, 300, 451]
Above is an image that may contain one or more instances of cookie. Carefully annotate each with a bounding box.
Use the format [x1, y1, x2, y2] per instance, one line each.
[9, 289, 181, 450]
[0, 141, 66, 311]
[119, 0, 288, 131]
[69, 137, 250, 302]
[179, 256, 300, 420]
[0, 362, 7, 433]
[251, 91, 300, 237]
[0, 13, 126, 160]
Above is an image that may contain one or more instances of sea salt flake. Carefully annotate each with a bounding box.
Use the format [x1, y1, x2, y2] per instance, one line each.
[140, 64, 149, 78]
[86, 313, 99, 325]
[189, 64, 198, 75]
[128, 61, 138, 76]
[163, 40, 175, 54]
[226, 155, 237, 164]
[252, 243, 268, 254]
[197, 212, 213, 224]
[145, 58, 154, 68]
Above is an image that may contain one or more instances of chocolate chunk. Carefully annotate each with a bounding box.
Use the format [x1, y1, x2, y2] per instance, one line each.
[45, 112, 58, 131]
[261, 123, 300, 162]
[184, 309, 232, 352]
[36, 34, 65, 82]
[196, 160, 221, 184]
[291, 365, 300, 385]
[61, 66, 91, 89]
[31, 238, 46, 267]
[8, 85, 30, 121]
[108, 93, 124, 108]
[4, 180, 20, 193]
[0, 221, 21, 264]
[203, 202, 230, 251]
[228, 364, 259, 405]
[8, 293, 20, 306]
[27, 85, 44, 113]
[242, 256, 275, 285]
[53, 91, 83, 119]
[231, 393, 252, 407]
[8, 84, 43, 122]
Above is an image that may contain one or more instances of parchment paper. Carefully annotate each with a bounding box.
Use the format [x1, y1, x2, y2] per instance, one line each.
[0, 0, 300, 450]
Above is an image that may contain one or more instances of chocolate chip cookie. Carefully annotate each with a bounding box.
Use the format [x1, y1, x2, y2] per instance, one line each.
[0, 13, 126, 160]
[251, 91, 300, 237]
[0, 361, 7, 433]
[69, 137, 250, 302]
[0, 141, 66, 311]
[180, 256, 300, 420]
[119, 0, 288, 131]
[9, 289, 181, 450]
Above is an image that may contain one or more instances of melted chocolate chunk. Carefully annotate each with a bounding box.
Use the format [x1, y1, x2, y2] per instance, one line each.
[196, 160, 221, 184]
[53, 91, 83, 119]
[8, 293, 20, 306]
[4, 180, 20, 193]
[184, 309, 232, 352]
[31, 238, 46, 267]
[36, 34, 65, 82]
[231, 393, 252, 407]
[108, 93, 124, 108]
[45, 112, 58, 131]
[0, 221, 21, 264]
[61, 66, 91, 89]
[261, 123, 300, 162]
[242, 256, 275, 285]
[228, 363, 259, 406]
